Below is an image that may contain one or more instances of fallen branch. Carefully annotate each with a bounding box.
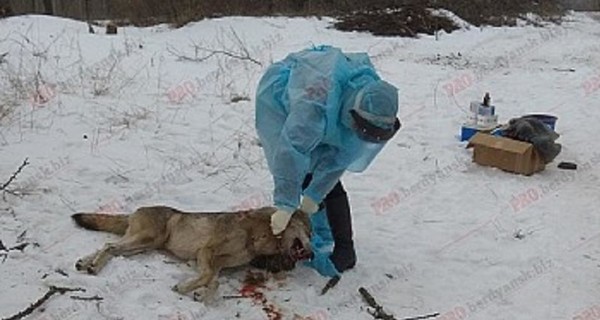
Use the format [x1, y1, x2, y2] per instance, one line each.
[70, 295, 103, 302]
[10, 243, 28, 252]
[55, 268, 69, 277]
[0, 241, 30, 263]
[230, 95, 251, 103]
[552, 68, 575, 73]
[0, 240, 5, 263]
[359, 287, 396, 320]
[0, 242, 29, 253]
[1, 285, 85, 320]
[401, 313, 440, 320]
[222, 295, 247, 300]
[16, 231, 27, 243]
[358, 287, 440, 320]
[1, 158, 29, 198]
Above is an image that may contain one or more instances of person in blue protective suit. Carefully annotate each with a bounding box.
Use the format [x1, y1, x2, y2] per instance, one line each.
[253, 45, 400, 277]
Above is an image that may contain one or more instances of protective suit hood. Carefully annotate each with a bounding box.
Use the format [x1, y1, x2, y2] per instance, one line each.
[340, 80, 400, 172]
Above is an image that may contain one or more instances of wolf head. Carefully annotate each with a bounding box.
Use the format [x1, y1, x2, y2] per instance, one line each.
[281, 210, 312, 262]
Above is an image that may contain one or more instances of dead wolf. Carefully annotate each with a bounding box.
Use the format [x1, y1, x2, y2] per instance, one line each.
[72, 205, 311, 301]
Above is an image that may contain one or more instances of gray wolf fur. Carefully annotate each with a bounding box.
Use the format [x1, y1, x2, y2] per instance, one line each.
[72, 206, 311, 301]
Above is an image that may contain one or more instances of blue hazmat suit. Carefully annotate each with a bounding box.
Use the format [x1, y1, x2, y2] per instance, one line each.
[255, 45, 399, 276]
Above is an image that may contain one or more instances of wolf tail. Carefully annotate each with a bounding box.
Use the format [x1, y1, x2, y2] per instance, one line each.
[72, 213, 129, 235]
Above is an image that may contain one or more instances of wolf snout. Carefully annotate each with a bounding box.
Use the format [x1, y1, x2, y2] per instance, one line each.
[291, 238, 312, 261]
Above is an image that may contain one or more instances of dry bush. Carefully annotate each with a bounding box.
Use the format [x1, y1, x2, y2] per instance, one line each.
[428, 0, 565, 26]
[334, 0, 564, 37]
[335, 4, 460, 37]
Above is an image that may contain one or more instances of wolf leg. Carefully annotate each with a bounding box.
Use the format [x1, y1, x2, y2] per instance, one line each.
[75, 252, 99, 273]
[172, 247, 218, 294]
[192, 251, 255, 303]
[75, 234, 155, 275]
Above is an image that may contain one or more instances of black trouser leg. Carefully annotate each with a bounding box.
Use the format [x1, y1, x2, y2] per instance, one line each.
[304, 174, 356, 271]
[324, 181, 356, 272]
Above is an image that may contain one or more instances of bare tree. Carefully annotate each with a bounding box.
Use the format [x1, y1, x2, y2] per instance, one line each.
[42, 0, 52, 14]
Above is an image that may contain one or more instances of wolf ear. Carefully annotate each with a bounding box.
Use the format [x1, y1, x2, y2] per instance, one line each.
[292, 209, 311, 226]
[293, 209, 309, 217]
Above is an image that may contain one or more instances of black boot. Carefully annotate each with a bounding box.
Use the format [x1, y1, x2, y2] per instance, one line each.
[325, 182, 356, 272]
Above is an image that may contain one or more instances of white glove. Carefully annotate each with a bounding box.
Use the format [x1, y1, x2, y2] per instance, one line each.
[300, 196, 320, 215]
[271, 208, 293, 235]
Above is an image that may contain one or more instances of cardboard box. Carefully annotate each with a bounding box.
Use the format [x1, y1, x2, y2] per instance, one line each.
[466, 133, 545, 175]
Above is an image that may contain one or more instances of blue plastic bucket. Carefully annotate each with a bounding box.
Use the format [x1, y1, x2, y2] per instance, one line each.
[524, 114, 558, 130]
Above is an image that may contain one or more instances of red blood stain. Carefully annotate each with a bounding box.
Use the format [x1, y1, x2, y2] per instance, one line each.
[240, 271, 282, 320]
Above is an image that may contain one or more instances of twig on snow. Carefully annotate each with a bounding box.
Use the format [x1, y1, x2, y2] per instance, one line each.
[359, 287, 440, 320]
[1, 158, 30, 198]
[1, 285, 85, 320]
[222, 295, 247, 300]
[0, 241, 30, 263]
[167, 27, 261, 66]
[70, 295, 104, 302]
[359, 287, 396, 320]
[0, 240, 6, 263]
[401, 313, 441, 320]
[10, 243, 28, 252]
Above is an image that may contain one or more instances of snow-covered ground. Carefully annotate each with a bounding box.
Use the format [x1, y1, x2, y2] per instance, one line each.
[0, 11, 599, 320]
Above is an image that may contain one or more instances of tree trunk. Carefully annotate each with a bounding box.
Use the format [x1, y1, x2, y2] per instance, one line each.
[43, 0, 52, 14]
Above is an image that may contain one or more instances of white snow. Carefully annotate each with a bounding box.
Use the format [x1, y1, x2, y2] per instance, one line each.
[0, 11, 599, 320]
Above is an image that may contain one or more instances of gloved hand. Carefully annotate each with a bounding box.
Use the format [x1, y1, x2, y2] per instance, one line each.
[271, 208, 293, 235]
[300, 196, 320, 215]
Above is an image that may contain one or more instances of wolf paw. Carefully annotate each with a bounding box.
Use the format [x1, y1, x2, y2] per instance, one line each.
[75, 258, 96, 274]
[75, 259, 85, 271]
[86, 266, 98, 275]
[172, 282, 196, 295]
[192, 287, 216, 304]
[171, 284, 185, 294]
